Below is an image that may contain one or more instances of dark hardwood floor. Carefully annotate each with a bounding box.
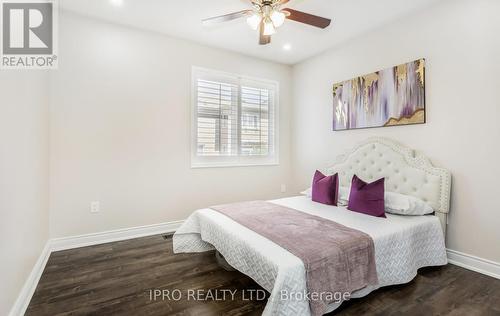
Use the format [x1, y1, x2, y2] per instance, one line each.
[26, 235, 500, 316]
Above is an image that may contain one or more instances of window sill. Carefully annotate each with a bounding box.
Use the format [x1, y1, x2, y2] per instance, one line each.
[191, 162, 280, 169]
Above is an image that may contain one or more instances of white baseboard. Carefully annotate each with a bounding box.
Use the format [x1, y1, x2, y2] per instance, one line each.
[9, 220, 184, 316]
[447, 249, 500, 280]
[8, 241, 51, 316]
[50, 220, 184, 252]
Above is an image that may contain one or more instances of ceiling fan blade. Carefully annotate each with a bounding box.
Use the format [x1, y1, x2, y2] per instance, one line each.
[282, 8, 331, 29]
[278, 0, 290, 4]
[202, 10, 253, 26]
[259, 21, 271, 45]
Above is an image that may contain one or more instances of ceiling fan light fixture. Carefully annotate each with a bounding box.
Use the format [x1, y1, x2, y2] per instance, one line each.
[246, 13, 262, 30]
[263, 19, 276, 35]
[201, 2, 332, 46]
[270, 10, 285, 27]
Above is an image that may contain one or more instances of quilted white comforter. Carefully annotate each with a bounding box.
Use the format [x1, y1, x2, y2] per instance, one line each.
[173, 196, 447, 315]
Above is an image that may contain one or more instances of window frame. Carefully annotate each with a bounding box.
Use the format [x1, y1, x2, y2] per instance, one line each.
[191, 66, 280, 168]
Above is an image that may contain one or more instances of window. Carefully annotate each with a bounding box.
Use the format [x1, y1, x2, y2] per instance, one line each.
[191, 67, 279, 168]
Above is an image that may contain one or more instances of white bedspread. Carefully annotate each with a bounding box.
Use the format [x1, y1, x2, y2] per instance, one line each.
[173, 196, 447, 315]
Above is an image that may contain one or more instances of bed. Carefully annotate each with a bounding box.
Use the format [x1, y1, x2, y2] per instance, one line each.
[173, 137, 452, 315]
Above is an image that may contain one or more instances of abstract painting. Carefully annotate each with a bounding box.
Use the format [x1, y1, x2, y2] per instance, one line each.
[333, 59, 425, 131]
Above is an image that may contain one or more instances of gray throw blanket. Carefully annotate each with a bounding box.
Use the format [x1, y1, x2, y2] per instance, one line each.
[211, 201, 378, 316]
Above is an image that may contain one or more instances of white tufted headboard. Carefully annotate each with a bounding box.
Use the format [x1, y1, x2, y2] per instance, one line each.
[326, 137, 451, 237]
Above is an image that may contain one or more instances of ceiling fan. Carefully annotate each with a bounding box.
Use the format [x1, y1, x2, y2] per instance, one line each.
[202, 0, 331, 45]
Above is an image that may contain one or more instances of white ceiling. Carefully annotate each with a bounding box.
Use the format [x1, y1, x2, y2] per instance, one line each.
[61, 0, 441, 65]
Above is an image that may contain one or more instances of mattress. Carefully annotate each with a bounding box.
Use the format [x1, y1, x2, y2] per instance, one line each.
[173, 196, 447, 316]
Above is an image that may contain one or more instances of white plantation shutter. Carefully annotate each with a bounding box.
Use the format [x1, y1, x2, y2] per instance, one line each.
[240, 84, 273, 156]
[196, 79, 238, 156]
[192, 68, 278, 167]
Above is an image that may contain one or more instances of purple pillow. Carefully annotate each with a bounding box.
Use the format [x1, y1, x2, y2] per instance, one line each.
[348, 175, 386, 218]
[311, 170, 339, 205]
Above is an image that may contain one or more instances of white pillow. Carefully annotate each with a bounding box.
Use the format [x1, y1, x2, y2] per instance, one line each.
[338, 186, 433, 215]
[300, 187, 312, 197]
[301, 186, 432, 215]
[384, 191, 434, 215]
[338, 186, 349, 206]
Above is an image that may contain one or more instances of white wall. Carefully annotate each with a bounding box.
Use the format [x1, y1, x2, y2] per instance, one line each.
[0, 71, 50, 315]
[2, 1, 499, 311]
[292, 0, 500, 262]
[49, 12, 293, 238]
